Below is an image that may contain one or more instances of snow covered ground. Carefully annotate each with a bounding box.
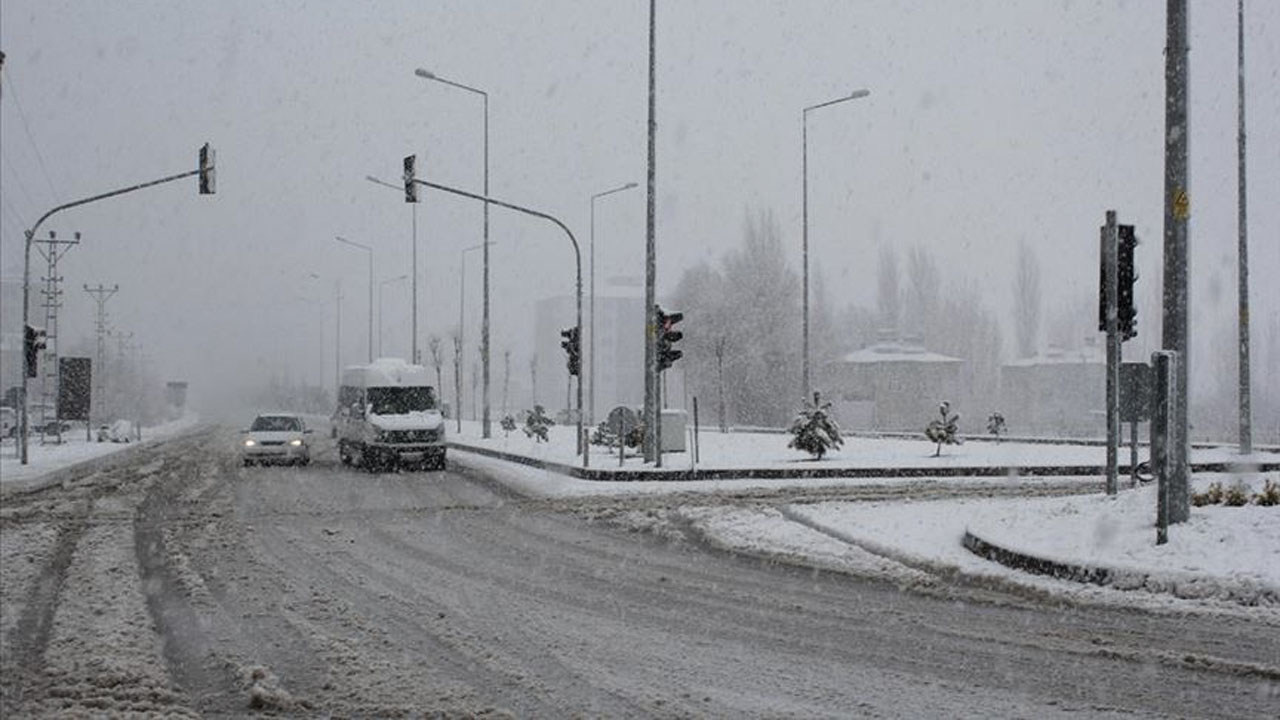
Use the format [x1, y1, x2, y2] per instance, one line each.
[453, 419, 1274, 472]
[450, 421, 1280, 618]
[0, 414, 201, 492]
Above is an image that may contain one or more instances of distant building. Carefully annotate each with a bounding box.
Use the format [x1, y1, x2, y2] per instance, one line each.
[1000, 343, 1104, 438]
[534, 284, 645, 422]
[823, 334, 964, 432]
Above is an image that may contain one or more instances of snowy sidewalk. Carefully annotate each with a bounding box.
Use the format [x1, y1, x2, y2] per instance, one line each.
[0, 415, 203, 495]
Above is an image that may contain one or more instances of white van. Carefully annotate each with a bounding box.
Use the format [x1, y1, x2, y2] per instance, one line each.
[334, 358, 447, 471]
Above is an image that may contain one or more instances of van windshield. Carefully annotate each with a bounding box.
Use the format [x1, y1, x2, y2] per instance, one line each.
[367, 386, 437, 415]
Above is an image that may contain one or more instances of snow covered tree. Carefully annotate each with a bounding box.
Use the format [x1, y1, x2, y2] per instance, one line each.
[500, 414, 516, 437]
[788, 392, 843, 460]
[523, 404, 553, 443]
[925, 401, 963, 457]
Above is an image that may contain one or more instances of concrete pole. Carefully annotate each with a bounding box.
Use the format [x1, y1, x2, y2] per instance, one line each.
[1236, 0, 1252, 454]
[1161, 0, 1191, 522]
[644, 0, 659, 465]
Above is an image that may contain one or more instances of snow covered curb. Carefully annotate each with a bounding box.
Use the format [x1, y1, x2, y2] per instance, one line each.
[961, 529, 1279, 607]
[0, 420, 208, 497]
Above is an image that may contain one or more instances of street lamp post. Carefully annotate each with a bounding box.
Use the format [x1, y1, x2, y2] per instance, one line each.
[379, 274, 409, 357]
[334, 235, 374, 362]
[415, 67, 492, 439]
[589, 182, 638, 424]
[458, 242, 494, 423]
[801, 89, 869, 399]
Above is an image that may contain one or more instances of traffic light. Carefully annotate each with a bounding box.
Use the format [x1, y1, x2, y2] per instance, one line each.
[560, 326, 581, 376]
[656, 306, 684, 371]
[404, 154, 418, 203]
[1117, 224, 1138, 341]
[24, 325, 46, 378]
[198, 143, 216, 195]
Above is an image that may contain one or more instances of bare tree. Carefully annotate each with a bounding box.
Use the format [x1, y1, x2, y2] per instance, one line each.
[502, 349, 511, 414]
[1013, 239, 1042, 358]
[427, 335, 444, 398]
[529, 354, 538, 408]
[877, 244, 900, 332]
[452, 332, 462, 432]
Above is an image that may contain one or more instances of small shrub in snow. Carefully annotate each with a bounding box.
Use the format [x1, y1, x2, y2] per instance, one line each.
[986, 412, 1006, 441]
[1191, 482, 1224, 506]
[500, 414, 516, 437]
[1222, 481, 1250, 507]
[522, 405, 553, 443]
[924, 401, 962, 457]
[788, 392, 843, 460]
[1255, 479, 1280, 506]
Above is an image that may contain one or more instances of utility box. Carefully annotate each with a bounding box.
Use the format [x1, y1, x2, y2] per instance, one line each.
[660, 408, 687, 452]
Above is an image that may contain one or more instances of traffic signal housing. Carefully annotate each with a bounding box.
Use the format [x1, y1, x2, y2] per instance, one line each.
[404, 154, 418, 203]
[24, 325, 46, 378]
[1117, 224, 1138, 341]
[656, 306, 684, 371]
[198, 143, 216, 195]
[560, 326, 581, 376]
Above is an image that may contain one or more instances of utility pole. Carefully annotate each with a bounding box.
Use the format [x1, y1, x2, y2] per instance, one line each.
[34, 231, 79, 443]
[1162, 0, 1191, 522]
[643, 0, 660, 465]
[84, 283, 119, 437]
[1236, 0, 1252, 455]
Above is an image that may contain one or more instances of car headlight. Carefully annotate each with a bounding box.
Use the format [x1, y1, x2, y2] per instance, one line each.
[289, 439, 303, 446]
[243, 439, 256, 447]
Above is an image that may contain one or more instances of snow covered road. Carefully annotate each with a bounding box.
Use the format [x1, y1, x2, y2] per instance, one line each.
[1, 427, 1277, 717]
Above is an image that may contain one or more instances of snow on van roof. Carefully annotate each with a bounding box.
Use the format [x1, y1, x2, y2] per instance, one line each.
[342, 358, 431, 387]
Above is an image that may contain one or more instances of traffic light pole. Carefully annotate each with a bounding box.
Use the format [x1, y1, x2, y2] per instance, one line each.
[18, 162, 208, 464]
[1102, 210, 1120, 496]
[407, 175, 585, 464]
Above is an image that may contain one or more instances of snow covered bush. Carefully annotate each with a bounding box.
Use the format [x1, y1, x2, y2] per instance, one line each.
[924, 401, 962, 457]
[522, 405, 553, 443]
[1256, 478, 1280, 506]
[986, 412, 1006, 440]
[1222, 481, 1250, 507]
[1192, 482, 1224, 507]
[500, 414, 516, 437]
[788, 392, 843, 460]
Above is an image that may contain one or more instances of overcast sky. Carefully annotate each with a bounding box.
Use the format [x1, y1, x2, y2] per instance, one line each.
[2, 0, 1276, 408]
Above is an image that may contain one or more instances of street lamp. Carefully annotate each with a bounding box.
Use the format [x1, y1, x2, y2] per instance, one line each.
[379, 274, 409, 357]
[802, 88, 869, 399]
[589, 182, 638, 424]
[365, 175, 420, 365]
[334, 235, 375, 362]
[415, 66, 493, 439]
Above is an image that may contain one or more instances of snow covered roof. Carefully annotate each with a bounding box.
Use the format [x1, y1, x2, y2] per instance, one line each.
[342, 358, 430, 387]
[836, 341, 963, 365]
[1004, 346, 1104, 367]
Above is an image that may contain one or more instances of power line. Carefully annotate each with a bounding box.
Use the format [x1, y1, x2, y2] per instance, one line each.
[2, 66, 61, 202]
[2, 191, 29, 230]
[2, 151, 43, 219]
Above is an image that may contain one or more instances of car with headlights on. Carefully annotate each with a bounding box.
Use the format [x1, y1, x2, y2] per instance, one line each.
[241, 412, 312, 466]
